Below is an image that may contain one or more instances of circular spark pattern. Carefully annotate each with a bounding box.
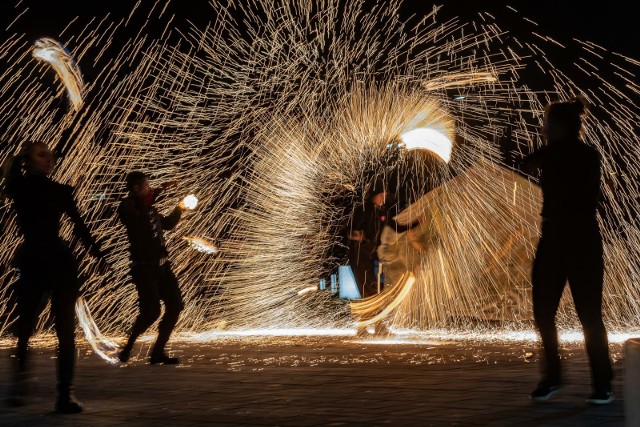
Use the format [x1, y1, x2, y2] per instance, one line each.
[0, 1, 639, 338]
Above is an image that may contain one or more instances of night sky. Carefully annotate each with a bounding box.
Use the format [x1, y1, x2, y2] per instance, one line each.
[2, 1, 638, 58]
[1, 1, 638, 105]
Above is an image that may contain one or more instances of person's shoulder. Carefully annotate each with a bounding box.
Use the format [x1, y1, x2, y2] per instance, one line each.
[579, 142, 600, 160]
[52, 180, 75, 198]
[118, 197, 136, 213]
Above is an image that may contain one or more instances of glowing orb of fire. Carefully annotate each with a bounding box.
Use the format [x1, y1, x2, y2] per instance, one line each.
[182, 194, 198, 210]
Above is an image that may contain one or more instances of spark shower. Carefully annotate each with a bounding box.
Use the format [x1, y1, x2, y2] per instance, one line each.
[0, 0, 639, 339]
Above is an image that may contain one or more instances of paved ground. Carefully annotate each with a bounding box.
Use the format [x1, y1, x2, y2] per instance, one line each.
[0, 333, 629, 426]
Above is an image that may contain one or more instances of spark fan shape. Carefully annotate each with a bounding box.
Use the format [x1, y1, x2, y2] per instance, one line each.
[1, 0, 639, 339]
[32, 37, 84, 112]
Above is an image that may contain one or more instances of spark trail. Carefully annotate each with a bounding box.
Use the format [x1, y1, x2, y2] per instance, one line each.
[32, 37, 84, 111]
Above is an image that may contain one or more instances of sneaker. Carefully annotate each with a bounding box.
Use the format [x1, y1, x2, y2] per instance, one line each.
[117, 348, 130, 363]
[587, 390, 614, 405]
[530, 382, 560, 401]
[149, 354, 179, 365]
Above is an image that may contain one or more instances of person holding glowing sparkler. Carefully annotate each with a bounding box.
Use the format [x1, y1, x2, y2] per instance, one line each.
[526, 97, 614, 405]
[1, 142, 109, 413]
[117, 171, 196, 365]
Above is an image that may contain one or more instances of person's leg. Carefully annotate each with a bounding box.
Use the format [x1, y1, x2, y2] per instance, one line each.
[348, 241, 370, 297]
[50, 273, 82, 413]
[567, 226, 613, 398]
[8, 277, 45, 406]
[531, 230, 567, 389]
[119, 265, 162, 362]
[362, 256, 377, 298]
[150, 264, 184, 363]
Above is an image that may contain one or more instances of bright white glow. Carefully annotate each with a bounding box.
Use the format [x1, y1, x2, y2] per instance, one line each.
[399, 128, 452, 163]
[182, 194, 198, 210]
[389, 329, 640, 344]
[172, 328, 640, 344]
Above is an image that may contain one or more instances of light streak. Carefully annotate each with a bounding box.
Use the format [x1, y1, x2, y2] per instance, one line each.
[352, 274, 415, 327]
[297, 286, 318, 296]
[422, 72, 497, 91]
[183, 236, 218, 254]
[181, 329, 357, 340]
[75, 298, 120, 365]
[32, 37, 84, 111]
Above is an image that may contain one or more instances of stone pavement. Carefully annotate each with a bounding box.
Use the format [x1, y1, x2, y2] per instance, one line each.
[0, 334, 627, 426]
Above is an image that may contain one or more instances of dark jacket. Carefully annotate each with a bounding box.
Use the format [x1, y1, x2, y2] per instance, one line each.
[118, 193, 181, 263]
[525, 138, 601, 221]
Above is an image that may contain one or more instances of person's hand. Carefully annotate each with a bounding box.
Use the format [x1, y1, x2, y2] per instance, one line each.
[348, 230, 363, 241]
[179, 194, 198, 211]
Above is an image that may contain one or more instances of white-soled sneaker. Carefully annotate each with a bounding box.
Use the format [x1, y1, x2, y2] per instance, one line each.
[587, 390, 614, 405]
[530, 382, 560, 401]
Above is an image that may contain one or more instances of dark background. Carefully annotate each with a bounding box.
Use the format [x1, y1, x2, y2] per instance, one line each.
[2, 1, 639, 58]
[1, 1, 638, 97]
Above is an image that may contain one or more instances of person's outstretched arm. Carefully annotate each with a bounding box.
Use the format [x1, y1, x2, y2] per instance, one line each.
[63, 185, 105, 259]
[160, 205, 183, 230]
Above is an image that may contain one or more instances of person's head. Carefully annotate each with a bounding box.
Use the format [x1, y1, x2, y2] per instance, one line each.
[126, 171, 151, 198]
[369, 179, 391, 207]
[370, 191, 387, 207]
[22, 141, 55, 176]
[368, 179, 388, 207]
[543, 96, 587, 143]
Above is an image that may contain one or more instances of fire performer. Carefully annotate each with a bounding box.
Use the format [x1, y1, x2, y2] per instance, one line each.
[117, 172, 194, 365]
[526, 97, 614, 405]
[1, 141, 108, 413]
[348, 182, 388, 298]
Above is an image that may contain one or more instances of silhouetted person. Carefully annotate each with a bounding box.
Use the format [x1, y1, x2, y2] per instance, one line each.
[2, 141, 107, 413]
[348, 183, 390, 298]
[117, 172, 186, 365]
[526, 97, 614, 404]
